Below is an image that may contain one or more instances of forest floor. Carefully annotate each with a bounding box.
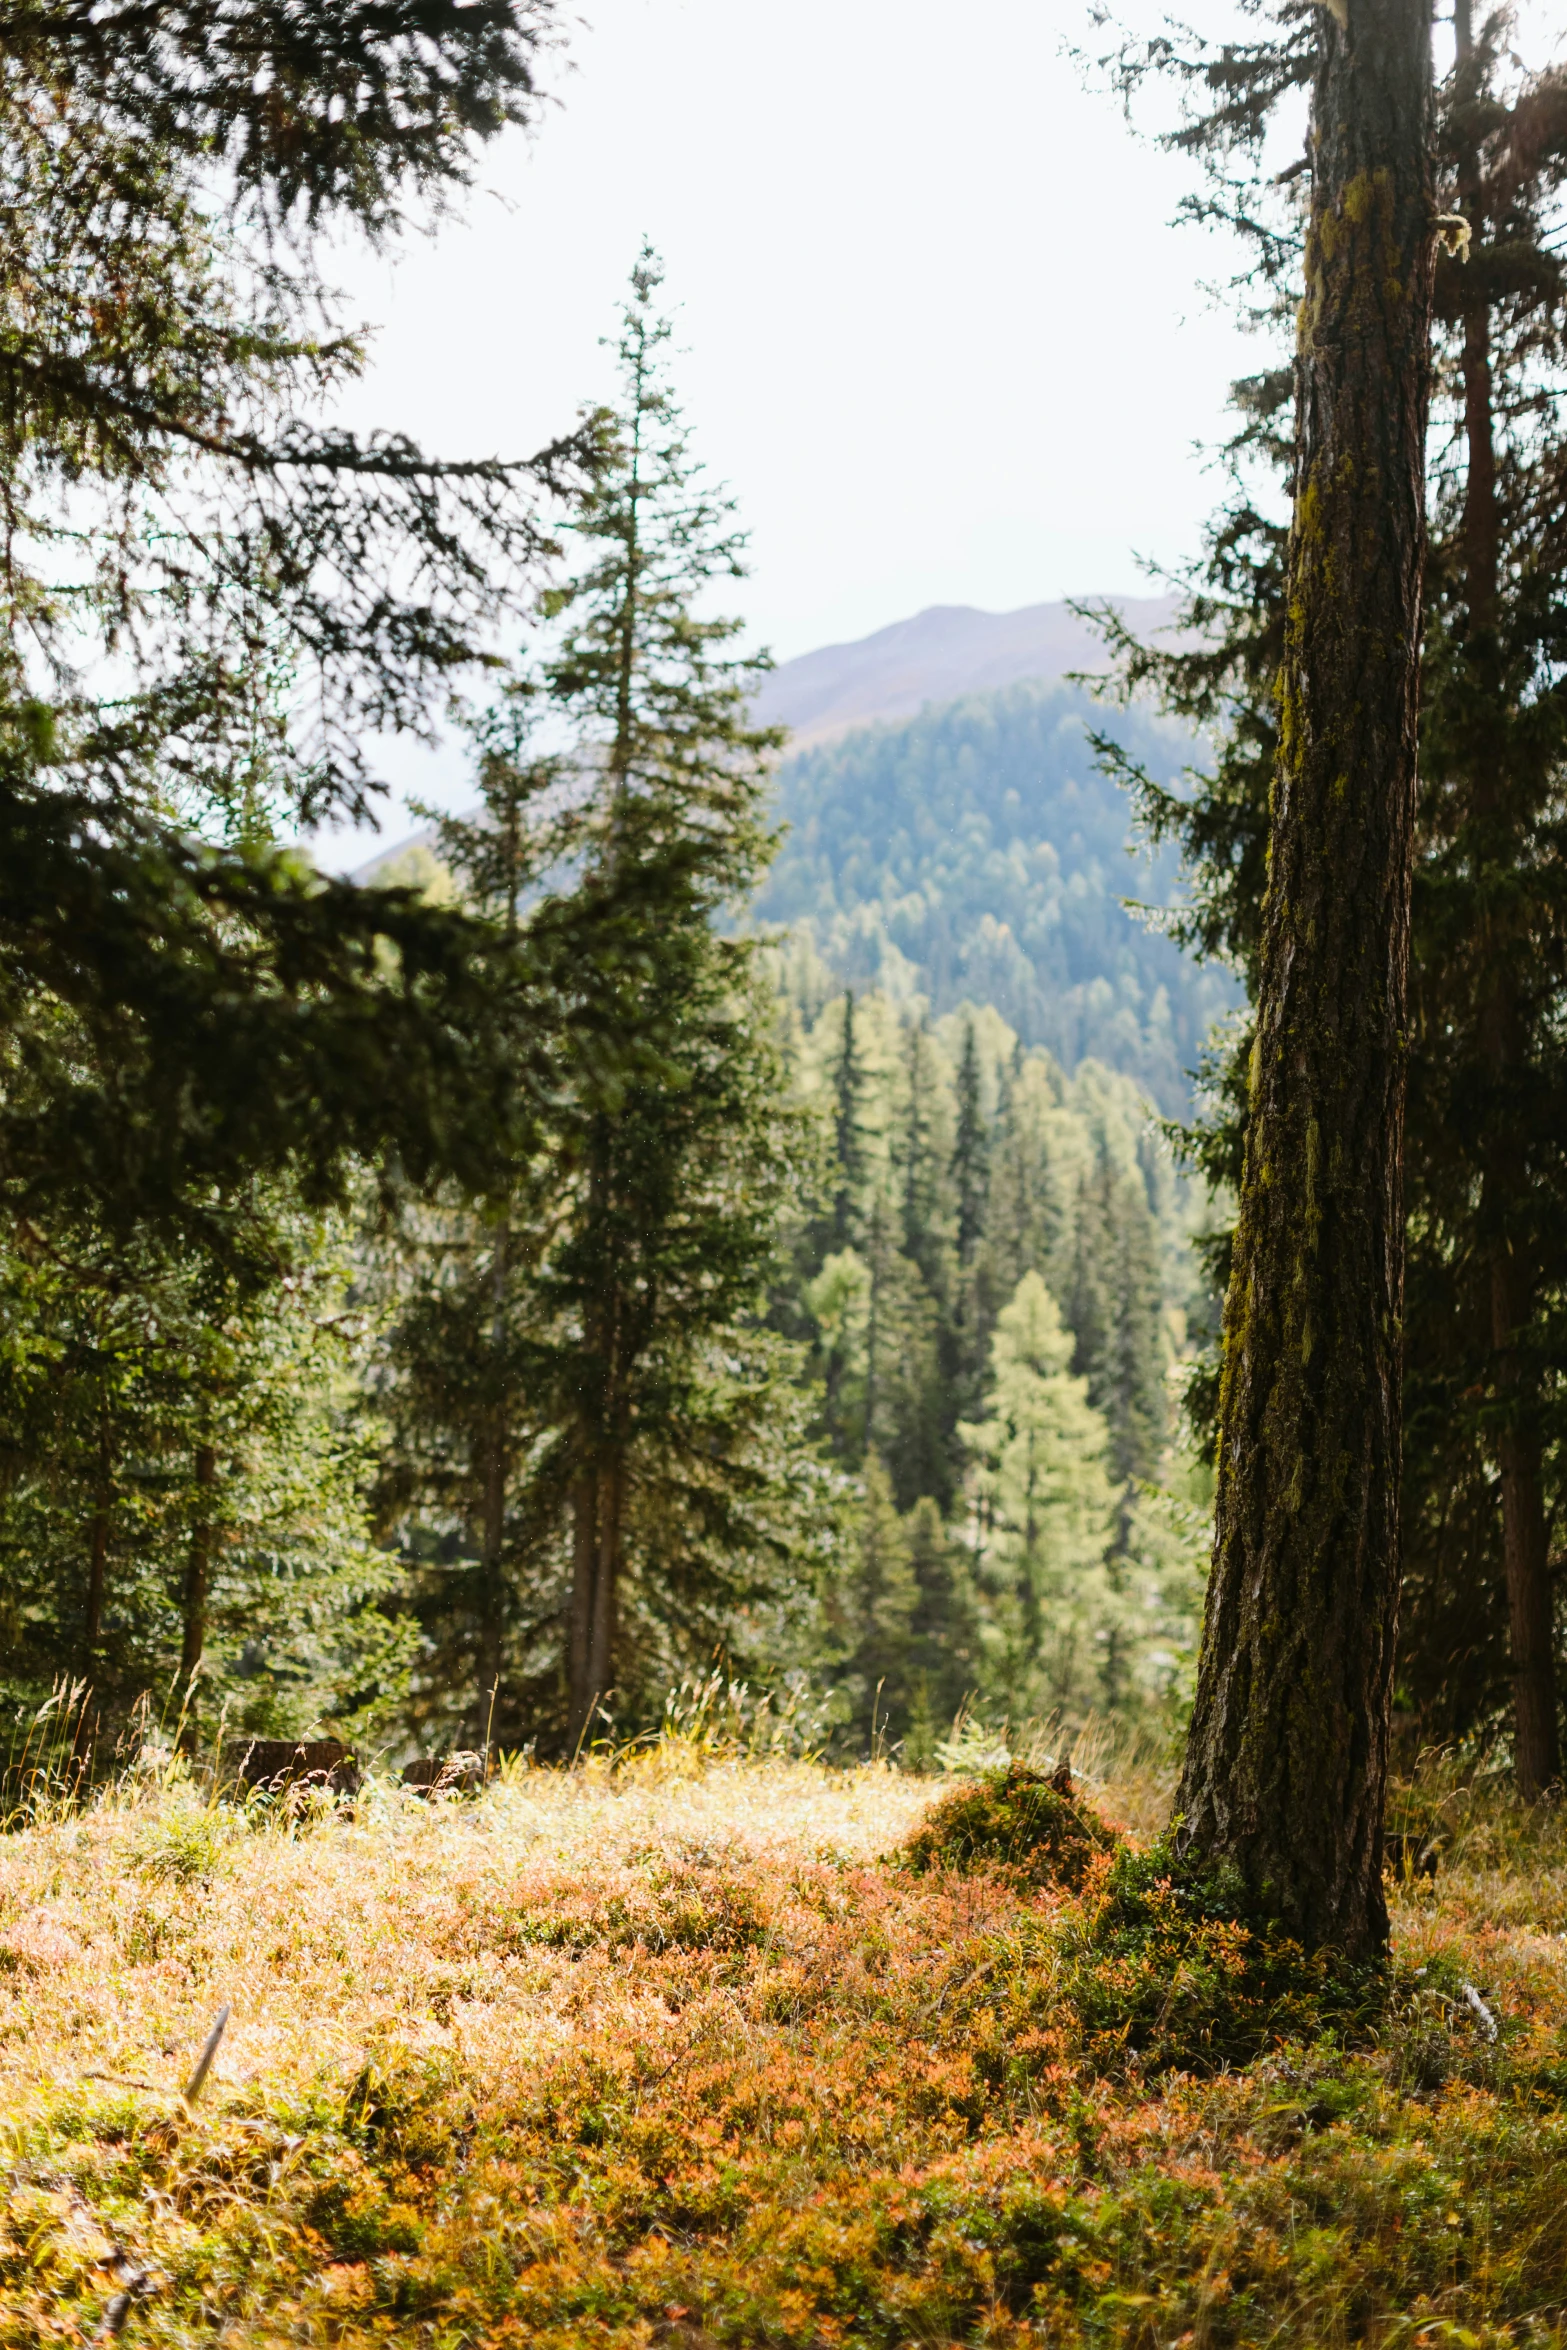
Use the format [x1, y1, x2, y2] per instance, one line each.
[2, 1742, 1566, 2347]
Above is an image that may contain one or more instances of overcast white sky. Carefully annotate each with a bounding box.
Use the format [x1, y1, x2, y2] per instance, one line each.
[343, 0, 1258, 659]
[325, 0, 1562, 855]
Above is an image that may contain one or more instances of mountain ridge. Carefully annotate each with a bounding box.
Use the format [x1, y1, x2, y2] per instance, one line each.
[753, 594, 1180, 749]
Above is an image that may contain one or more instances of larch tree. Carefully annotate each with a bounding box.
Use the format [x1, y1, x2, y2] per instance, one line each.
[1170, 0, 1439, 1953]
[1093, 4, 1567, 1807]
[961, 1269, 1118, 1726]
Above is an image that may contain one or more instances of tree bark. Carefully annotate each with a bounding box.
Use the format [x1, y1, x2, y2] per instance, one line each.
[83, 1417, 111, 1669]
[476, 1217, 509, 1736]
[568, 1463, 599, 1745]
[568, 1132, 624, 1748]
[1177, 0, 1435, 1956]
[1451, 0, 1562, 1799]
[586, 1448, 622, 1719]
[1492, 1254, 1560, 1794]
[178, 1441, 217, 1752]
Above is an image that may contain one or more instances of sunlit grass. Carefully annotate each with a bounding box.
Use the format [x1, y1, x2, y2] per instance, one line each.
[3, 1741, 1567, 2345]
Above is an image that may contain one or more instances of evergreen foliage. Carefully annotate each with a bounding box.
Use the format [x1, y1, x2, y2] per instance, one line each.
[375, 252, 820, 1755]
[0, 7, 1226, 1773]
[1093, 4, 1567, 1788]
[756, 684, 1237, 1115]
[781, 993, 1205, 1752]
[0, 1206, 406, 1743]
[0, 0, 587, 1247]
[961, 1271, 1120, 1724]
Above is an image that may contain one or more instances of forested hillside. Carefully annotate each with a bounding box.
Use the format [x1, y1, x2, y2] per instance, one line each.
[757, 683, 1237, 1114]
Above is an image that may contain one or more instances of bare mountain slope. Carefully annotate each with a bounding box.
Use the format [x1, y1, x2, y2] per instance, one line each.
[754, 595, 1179, 750]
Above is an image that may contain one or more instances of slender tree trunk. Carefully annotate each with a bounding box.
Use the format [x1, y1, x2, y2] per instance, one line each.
[476, 1218, 509, 1734]
[1177, 0, 1435, 1956]
[1450, 0, 1561, 1797]
[864, 1193, 883, 1459]
[83, 1417, 111, 1669]
[178, 1441, 217, 1752]
[569, 1436, 626, 1742]
[586, 1447, 622, 1716]
[1491, 1255, 1560, 1792]
[568, 1133, 621, 1748]
[568, 1463, 598, 1743]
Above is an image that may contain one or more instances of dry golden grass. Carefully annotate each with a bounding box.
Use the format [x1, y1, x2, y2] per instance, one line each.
[0, 1755, 930, 2120]
[3, 1746, 1567, 2347]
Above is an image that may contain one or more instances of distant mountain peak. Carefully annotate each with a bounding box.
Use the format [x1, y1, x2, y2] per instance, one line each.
[754, 594, 1180, 751]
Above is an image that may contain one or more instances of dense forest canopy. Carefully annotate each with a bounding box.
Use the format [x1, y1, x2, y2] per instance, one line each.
[758, 683, 1237, 1116]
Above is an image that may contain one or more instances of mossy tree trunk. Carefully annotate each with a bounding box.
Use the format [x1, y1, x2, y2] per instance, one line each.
[1176, 0, 1435, 1956]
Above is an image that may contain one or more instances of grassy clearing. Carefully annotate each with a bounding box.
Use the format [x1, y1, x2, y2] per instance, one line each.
[3, 1746, 1567, 2346]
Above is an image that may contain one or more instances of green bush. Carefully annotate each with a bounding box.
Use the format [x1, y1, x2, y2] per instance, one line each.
[901, 1762, 1119, 1893]
[1060, 1834, 1390, 2074]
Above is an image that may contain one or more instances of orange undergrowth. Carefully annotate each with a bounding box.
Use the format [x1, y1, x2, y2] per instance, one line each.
[2, 1754, 1567, 2346]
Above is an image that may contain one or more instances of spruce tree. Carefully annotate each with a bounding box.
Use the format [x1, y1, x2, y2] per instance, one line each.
[904, 1497, 983, 1756]
[900, 1021, 943, 1285]
[0, 1208, 407, 1746]
[831, 993, 870, 1252]
[1064, 1152, 1167, 1494]
[826, 1455, 920, 1755]
[0, 1, 586, 1252]
[952, 1017, 989, 1273]
[534, 248, 808, 1745]
[372, 691, 569, 1741]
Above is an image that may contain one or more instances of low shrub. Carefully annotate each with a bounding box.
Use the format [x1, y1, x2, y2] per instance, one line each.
[901, 1761, 1119, 1893]
[1060, 1834, 1391, 2074]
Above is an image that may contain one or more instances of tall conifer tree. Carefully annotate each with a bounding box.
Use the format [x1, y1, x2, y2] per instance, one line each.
[1095, 6, 1567, 1796]
[1400, 8, 1567, 1793]
[540, 249, 806, 1744]
[831, 994, 870, 1252]
[1097, 0, 1438, 1950]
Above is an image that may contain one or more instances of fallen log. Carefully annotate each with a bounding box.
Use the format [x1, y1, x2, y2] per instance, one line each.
[402, 1750, 490, 1796]
[230, 1737, 360, 1796]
